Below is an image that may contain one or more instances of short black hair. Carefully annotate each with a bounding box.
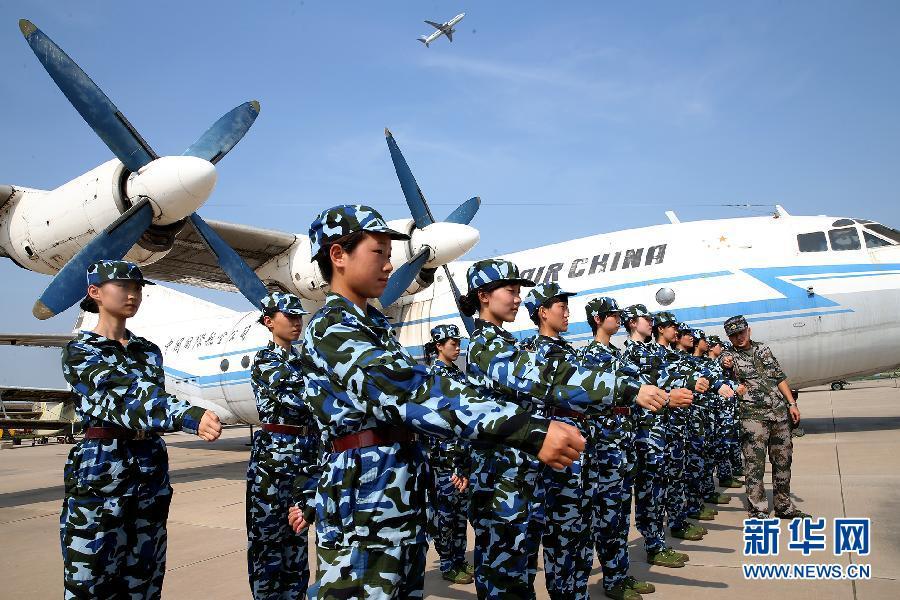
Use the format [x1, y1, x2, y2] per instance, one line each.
[314, 231, 369, 283]
[530, 296, 567, 326]
[460, 280, 509, 317]
[589, 312, 616, 335]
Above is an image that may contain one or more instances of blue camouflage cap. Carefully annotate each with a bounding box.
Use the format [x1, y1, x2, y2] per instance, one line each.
[677, 322, 694, 336]
[86, 260, 155, 287]
[621, 303, 651, 322]
[707, 335, 724, 347]
[585, 297, 621, 322]
[308, 204, 410, 259]
[81, 260, 154, 312]
[430, 324, 465, 343]
[522, 283, 575, 318]
[260, 292, 308, 316]
[692, 328, 706, 341]
[653, 311, 678, 328]
[466, 258, 536, 294]
[724, 314, 749, 336]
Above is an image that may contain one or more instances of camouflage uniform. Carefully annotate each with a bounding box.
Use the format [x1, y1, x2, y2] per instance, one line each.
[706, 336, 738, 484]
[247, 292, 318, 599]
[467, 275, 620, 600]
[299, 208, 554, 600]
[578, 329, 646, 594]
[60, 260, 208, 599]
[424, 325, 472, 577]
[623, 310, 693, 555]
[721, 316, 799, 518]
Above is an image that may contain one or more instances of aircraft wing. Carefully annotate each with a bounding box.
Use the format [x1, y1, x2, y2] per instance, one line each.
[0, 385, 78, 432]
[0, 385, 74, 403]
[140, 219, 297, 292]
[446, 30, 454, 42]
[0, 333, 74, 348]
[424, 20, 444, 30]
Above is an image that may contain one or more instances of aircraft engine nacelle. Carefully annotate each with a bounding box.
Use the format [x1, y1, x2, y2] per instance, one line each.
[0, 159, 187, 276]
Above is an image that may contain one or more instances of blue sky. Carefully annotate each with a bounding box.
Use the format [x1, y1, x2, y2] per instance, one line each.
[1, 1, 899, 386]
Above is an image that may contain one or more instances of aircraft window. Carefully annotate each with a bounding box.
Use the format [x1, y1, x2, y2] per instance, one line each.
[831, 218, 855, 227]
[797, 231, 827, 252]
[828, 227, 861, 251]
[865, 224, 900, 244]
[864, 231, 892, 248]
[855, 219, 875, 224]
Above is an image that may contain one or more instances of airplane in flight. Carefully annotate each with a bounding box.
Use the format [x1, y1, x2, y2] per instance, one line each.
[418, 12, 466, 47]
[3, 18, 900, 427]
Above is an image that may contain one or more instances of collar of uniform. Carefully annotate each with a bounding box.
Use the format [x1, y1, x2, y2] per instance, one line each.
[264, 339, 301, 360]
[473, 318, 516, 342]
[537, 334, 571, 348]
[323, 292, 393, 333]
[587, 339, 614, 353]
[75, 328, 152, 350]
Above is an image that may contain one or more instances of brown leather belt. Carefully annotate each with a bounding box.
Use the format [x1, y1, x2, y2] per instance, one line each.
[261, 423, 313, 436]
[331, 426, 417, 453]
[84, 427, 156, 440]
[613, 407, 632, 416]
[551, 408, 587, 422]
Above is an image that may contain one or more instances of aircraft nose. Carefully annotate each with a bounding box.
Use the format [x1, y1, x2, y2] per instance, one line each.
[128, 156, 218, 225]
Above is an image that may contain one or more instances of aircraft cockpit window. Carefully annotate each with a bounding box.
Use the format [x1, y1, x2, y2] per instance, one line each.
[828, 227, 861, 251]
[864, 231, 892, 248]
[798, 231, 827, 252]
[855, 219, 875, 224]
[865, 224, 900, 244]
[832, 218, 855, 227]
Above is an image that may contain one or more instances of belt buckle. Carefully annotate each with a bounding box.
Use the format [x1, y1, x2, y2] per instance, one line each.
[134, 430, 150, 441]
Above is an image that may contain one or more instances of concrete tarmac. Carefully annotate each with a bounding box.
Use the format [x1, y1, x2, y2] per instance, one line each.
[1, 383, 898, 598]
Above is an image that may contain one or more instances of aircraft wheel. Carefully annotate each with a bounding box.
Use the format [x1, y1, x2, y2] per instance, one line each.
[831, 381, 844, 391]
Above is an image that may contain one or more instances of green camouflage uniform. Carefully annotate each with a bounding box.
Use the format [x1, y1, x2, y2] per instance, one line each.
[721, 316, 799, 518]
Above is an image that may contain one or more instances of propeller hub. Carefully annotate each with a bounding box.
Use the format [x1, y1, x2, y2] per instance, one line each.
[127, 156, 217, 225]
[410, 222, 480, 269]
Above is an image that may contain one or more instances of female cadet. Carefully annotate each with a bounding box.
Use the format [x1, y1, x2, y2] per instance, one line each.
[681, 328, 719, 524]
[424, 324, 474, 585]
[60, 260, 222, 599]
[622, 307, 700, 568]
[581, 298, 678, 600]
[287, 205, 584, 600]
[246, 292, 318, 599]
[706, 336, 746, 488]
[461, 272, 666, 600]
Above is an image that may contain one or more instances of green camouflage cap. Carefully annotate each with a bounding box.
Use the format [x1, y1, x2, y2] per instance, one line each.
[621, 303, 651, 322]
[308, 204, 410, 259]
[430, 324, 465, 342]
[466, 258, 536, 293]
[724, 314, 749, 336]
[584, 297, 622, 322]
[260, 292, 308, 316]
[653, 311, 678, 328]
[81, 260, 154, 313]
[707, 335, 724, 347]
[522, 283, 576, 318]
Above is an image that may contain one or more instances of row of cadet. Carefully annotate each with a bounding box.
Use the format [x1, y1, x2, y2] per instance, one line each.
[418, 294, 747, 599]
[58, 204, 806, 600]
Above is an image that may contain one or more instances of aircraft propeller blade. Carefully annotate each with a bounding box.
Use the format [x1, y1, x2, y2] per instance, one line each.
[188, 214, 269, 310]
[385, 129, 435, 228]
[19, 20, 158, 172]
[442, 265, 475, 335]
[379, 248, 430, 308]
[183, 101, 261, 165]
[444, 196, 481, 225]
[33, 198, 154, 320]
